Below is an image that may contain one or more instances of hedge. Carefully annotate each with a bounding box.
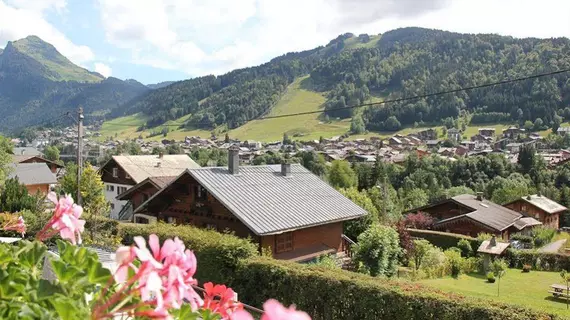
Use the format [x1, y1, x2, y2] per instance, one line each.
[231, 257, 559, 320]
[505, 249, 570, 271]
[118, 223, 258, 284]
[120, 223, 561, 319]
[408, 229, 481, 253]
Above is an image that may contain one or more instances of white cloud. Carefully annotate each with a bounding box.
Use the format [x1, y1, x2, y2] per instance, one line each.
[96, 0, 570, 78]
[94, 62, 112, 77]
[0, 0, 95, 65]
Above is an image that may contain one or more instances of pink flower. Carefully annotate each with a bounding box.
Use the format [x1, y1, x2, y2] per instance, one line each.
[230, 310, 254, 320]
[37, 193, 85, 244]
[203, 282, 243, 318]
[261, 299, 311, 320]
[2, 215, 26, 237]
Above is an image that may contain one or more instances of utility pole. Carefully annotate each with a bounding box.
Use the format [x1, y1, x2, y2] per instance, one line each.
[77, 106, 84, 205]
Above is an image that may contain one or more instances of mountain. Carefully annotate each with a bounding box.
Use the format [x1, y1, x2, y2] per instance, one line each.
[0, 36, 150, 131]
[111, 28, 570, 138]
[147, 81, 176, 89]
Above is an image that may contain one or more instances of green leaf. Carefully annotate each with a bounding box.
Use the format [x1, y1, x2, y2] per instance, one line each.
[50, 296, 76, 320]
[171, 304, 199, 319]
[49, 259, 80, 283]
[17, 241, 46, 269]
[38, 279, 63, 300]
[87, 259, 111, 285]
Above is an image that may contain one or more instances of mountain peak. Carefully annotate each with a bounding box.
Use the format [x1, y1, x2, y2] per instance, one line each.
[5, 35, 103, 83]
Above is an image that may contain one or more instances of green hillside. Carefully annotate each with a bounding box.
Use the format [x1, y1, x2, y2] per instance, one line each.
[11, 36, 102, 83]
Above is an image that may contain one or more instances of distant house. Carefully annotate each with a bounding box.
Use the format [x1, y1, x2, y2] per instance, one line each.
[478, 128, 496, 137]
[389, 136, 402, 146]
[493, 138, 509, 151]
[460, 141, 476, 151]
[13, 147, 42, 157]
[504, 195, 567, 229]
[12, 155, 63, 175]
[132, 150, 367, 262]
[415, 129, 437, 141]
[99, 154, 200, 219]
[345, 154, 376, 164]
[9, 163, 57, 195]
[502, 127, 524, 139]
[426, 140, 441, 148]
[447, 128, 460, 142]
[557, 127, 570, 136]
[471, 134, 491, 143]
[506, 143, 523, 153]
[406, 194, 541, 239]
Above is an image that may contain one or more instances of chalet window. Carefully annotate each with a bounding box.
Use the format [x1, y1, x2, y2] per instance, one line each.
[106, 185, 115, 192]
[521, 205, 527, 212]
[117, 186, 127, 196]
[275, 232, 293, 253]
[112, 168, 118, 178]
[194, 185, 207, 201]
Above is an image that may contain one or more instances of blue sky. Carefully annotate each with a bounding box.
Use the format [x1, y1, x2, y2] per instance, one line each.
[1, 0, 569, 85]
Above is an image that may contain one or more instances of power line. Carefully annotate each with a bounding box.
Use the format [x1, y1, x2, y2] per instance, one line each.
[96, 68, 570, 128]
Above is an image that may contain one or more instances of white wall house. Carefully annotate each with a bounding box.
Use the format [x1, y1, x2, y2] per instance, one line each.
[105, 182, 132, 219]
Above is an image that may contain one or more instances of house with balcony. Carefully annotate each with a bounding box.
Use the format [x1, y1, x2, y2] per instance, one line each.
[504, 195, 566, 229]
[131, 148, 367, 262]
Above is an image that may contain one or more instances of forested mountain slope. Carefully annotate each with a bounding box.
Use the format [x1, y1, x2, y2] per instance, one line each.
[0, 36, 150, 132]
[116, 28, 570, 134]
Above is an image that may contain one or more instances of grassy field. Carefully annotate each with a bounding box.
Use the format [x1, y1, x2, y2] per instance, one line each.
[421, 269, 570, 316]
[229, 76, 351, 142]
[343, 34, 381, 50]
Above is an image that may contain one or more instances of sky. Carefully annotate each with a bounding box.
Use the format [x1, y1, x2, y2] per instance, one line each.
[0, 0, 569, 85]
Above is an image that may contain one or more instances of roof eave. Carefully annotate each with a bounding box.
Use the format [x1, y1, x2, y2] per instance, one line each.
[258, 213, 367, 236]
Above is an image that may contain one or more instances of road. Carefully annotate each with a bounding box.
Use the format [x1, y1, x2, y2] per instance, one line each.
[538, 239, 567, 253]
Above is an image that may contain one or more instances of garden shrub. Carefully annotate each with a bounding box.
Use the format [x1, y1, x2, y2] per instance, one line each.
[532, 227, 556, 248]
[354, 224, 401, 277]
[457, 238, 474, 257]
[510, 234, 534, 248]
[504, 249, 570, 271]
[118, 222, 258, 284]
[232, 257, 560, 320]
[444, 249, 464, 278]
[487, 272, 496, 283]
[408, 229, 481, 252]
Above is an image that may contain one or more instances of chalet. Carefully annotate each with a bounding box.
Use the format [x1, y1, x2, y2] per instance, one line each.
[471, 134, 491, 143]
[13, 147, 42, 157]
[9, 163, 57, 195]
[504, 195, 566, 229]
[132, 150, 367, 262]
[12, 155, 63, 175]
[478, 128, 496, 137]
[345, 154, 376, 164]
[557, 127, 570, 136]
[407, 194, 541, 239]
[506, 142, 523, 153]
[99, 154, 200, 219]
[389, 136, 402, 147]
[447, 128, 460, 142]
[493, 138, 509, 151]
[502, 127, 524, 139]
[426, 140, 441, 148]
[460, 141, 476, 151]
[415, 129, 437, 141]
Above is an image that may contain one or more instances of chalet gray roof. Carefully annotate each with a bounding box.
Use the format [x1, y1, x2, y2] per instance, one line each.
[9, 163, 57, 185]
[513, 217, 542, 230]
[519, 194, 567, 214]
[110, 155, 200, 183]
[450, 194, 523, 231]
[138, 164, 367, 235]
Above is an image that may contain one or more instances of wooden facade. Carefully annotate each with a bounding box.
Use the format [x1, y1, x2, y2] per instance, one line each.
[100, 159, 136, 186]
[15, 156, 62, 174]
[136, 173, 346, 261]
[25, 183, 50, 195]
[504, 200, 561, 229]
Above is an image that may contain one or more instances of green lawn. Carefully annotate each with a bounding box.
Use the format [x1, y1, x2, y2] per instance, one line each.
[461, 123, 514, 140]
[343, 34, 381, 50]
[421, 269, 570, 317]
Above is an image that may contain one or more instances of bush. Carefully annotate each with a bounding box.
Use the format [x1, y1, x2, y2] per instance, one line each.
[444, 249, 464, 278]
[118, 223, 258, 284]
[510, 234, 534, 249]
[407, 229, 480, 252]
[354, 225, 401, 277]
[457, 239, 474, 257]
[487, 272, 496, 283]
[504, 249, 570, 271]
[531, 227, 556, 248]
[522, 264, 531, 273]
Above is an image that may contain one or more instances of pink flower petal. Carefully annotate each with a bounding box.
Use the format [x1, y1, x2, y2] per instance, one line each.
[231, 310, 255, 320]
[47, 192, 58, 205]
[149, 234, 160, 259]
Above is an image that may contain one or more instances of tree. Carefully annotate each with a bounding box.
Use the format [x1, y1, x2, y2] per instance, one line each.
[411, 239, 433, 271]
[43, 145, 60, 161]
[457, 239, 473, 257]
[403, 212, 434, 229]
[533, 118, 544, 131]
[523, 120, 534, 131]
[224, 133, 230, 143]
[552, 114, 563, 133]
[384, 116, 402, 131]
[489, 174, 531, 204]
[338, 188, 379, 240]
[0, 136, 13, 187]
[296, 151, 327, 177]
[328, 160, 357, 189]
[350, 115, 366, 134]
[282, 133, 292, 145]
[491, 259, 508, 296]
[166, 144, 183, 154]
[400, 188, 428, 211]
[518, 144, 537, 174]
[0, 177, 40, 213]
[59, 163, 108, 218]
[353, 224, 401, 277]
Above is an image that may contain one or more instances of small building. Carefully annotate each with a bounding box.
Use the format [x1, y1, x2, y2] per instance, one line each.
[345, 154, 376, 164]
[13, 147, 42, 157]
[506, 143, 523, 153]
[99, 154, 200, 219]
[406, 194, 541, 239]
[460, 141, 476, 151]
[557, 127, 570, 137]
[502, 127, 524, 139]
[426, 140, 441, 148]
[478, 128, 496, 137]
[116, 176, 176, 221]
[415, 129, 437, 141]
[477, 236, 510, 271]
[12, 155, 63, 175]
[447, 128, 460, 142]
[133, 150, 367, 262]
[504, 195, 567, 229]
[9, 163, 57, 195]
[389, 136, 402, 146]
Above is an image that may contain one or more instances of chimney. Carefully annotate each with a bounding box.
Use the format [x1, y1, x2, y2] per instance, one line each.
[228, 145, 239, 175]
[158, 152, 164, 159]
[490, 235, 497, 247]
[281, 162, 291, 177]
[476, 192, 483, 201]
